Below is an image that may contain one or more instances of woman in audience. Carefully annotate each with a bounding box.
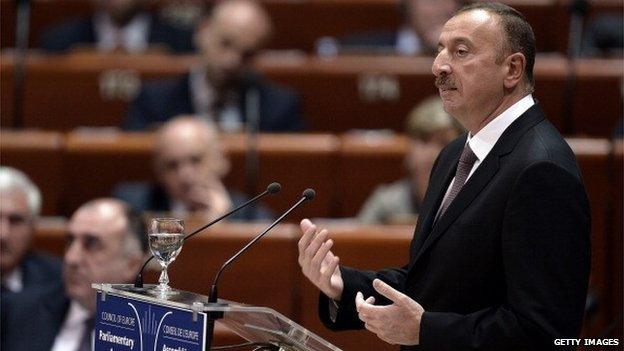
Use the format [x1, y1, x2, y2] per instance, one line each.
[358, 96, 462, 224]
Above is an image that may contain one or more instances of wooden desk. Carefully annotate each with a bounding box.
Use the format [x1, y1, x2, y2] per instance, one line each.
[3, 54, 621, 137]
[62, 131, 339, 218]
[0, 130, 65, 215]
[2, 0, 622, 53]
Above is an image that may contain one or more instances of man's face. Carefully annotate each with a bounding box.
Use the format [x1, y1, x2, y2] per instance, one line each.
[432, 10, 507, 131]
[408, 0, 458, 52]
[0, 190, 35, 274]
[195, 12, 268, 87]
[156, 133, 221, 207]
[64, 205, 137, 311]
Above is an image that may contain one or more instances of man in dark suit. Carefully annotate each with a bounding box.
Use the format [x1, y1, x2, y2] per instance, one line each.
[39, 0, 193, 53]
[116, 116, 271, 220]
[124, 0, 303, 132]
[298, 3, 590, 350]
[3, 198, 147, 351]
[0, 167, 65, 351]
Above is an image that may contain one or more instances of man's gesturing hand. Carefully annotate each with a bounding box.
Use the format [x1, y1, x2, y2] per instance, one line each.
[298, 219, 344, 301]
[355, 279, 424, 346]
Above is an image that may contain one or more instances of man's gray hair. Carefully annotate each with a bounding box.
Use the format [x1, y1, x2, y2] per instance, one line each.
[0, 167, 42, 217]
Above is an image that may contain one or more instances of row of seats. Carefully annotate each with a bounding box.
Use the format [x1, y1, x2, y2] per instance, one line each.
[32, 218, 622, 349]
[1, 0, 622, 53]
[2, 53, 622, 136]
[3, 132, 622, 328]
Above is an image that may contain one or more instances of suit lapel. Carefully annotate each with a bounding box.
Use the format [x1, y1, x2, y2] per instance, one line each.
[408, 104, 546, 268]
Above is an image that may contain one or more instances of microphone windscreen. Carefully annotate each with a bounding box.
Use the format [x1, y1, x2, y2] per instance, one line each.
[267, 182, 282, 194]
[303, 188, 316, 201]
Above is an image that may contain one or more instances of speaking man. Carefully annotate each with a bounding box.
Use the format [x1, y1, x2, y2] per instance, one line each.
[298, 3, 590, 350]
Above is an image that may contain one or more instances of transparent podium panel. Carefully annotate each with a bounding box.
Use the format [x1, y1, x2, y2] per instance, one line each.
[93, 284, 342, 351]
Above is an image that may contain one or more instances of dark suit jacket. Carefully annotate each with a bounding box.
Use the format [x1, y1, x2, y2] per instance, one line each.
[113, 182, 273, 221]
[1, 252, 70, 351]
[123, 73, 303, 132]
[320, 105, 591, 350]
[38, 13, 194, 53]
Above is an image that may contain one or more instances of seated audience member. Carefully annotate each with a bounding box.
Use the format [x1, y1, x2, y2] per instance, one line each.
[358, 97, 462, 224]
[3, 198, 148, 351]
[39, 0, 194, 53]
[115, 116, 271, 221]
[317, 0, 460, 56]
[582, 14, 623, 57]
[124, 0, 303, 132]
[1, 167, 64, 351]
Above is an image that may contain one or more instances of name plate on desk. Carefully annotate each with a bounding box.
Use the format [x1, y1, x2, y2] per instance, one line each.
[94, 288, 207, 351]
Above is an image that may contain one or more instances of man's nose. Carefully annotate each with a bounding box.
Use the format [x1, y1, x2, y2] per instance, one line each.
[432, 50, 451, 77]
[64, 239, 83, 265]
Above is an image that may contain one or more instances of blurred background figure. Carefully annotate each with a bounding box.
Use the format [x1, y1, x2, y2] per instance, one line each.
[52, 199, 147, 351]
[358, 97, 462, 224]
[1, 167, 64, 351]
[5, 198, 147, 351]
[317, 0, 461, 56]
[582, 14, 623, 57]
[115, 116, 271, 221]
[39, 0, 194, 53]
[124, 0, 303, 132]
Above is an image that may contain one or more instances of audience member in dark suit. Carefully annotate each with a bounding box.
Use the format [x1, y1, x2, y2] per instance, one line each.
[299, 4, 590, 350]
[39, 0, 193, 53]
[358, 96, 462, 224]
[124, 0, 303, 132]
[582, 14, 623, 57]
[0, 167, 66, 351]
[116, 116, 271, 221]
[5, 198, 148, 351]
[316, 0, 460, 56]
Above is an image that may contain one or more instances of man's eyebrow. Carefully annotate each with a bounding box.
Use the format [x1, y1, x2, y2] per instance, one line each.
[451, 37, 474, 46]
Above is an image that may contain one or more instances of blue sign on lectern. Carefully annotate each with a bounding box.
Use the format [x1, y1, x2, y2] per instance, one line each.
[94, 290, 207, 351]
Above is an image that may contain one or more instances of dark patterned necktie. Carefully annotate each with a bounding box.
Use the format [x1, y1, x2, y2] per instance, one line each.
[437, 143, 478, 219]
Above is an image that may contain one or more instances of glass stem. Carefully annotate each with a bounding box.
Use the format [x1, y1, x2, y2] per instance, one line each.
[159, 265, 169, 289]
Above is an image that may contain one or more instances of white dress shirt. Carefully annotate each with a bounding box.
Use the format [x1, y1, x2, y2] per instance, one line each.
[2, 267, 23, 292]
[189, 66, 244, 132]
[396, 27, 423, 56]
[436, 94, 535, 217]
[93, 12, 150, 53]
[51, 301, 92, 351]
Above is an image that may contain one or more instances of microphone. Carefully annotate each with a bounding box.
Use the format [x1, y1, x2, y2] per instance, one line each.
[202, 188, 314, 351]
[208, 188, 315, 303]
[133, 182, 281, 288]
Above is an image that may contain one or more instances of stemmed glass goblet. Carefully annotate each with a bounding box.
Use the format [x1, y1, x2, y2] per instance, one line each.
[148, 218, 185, 298]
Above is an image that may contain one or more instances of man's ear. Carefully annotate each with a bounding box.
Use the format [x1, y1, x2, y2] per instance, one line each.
[503, 52, 526, 90]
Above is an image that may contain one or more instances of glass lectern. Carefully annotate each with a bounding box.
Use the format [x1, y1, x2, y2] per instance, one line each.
[92, 283, 342, 351]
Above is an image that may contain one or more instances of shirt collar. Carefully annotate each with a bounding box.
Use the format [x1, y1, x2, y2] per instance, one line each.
[93, 12, 151, 53]
[66, 300, 92, 327]
[467, 94, 535, 162]
[396, 26, 422, 56]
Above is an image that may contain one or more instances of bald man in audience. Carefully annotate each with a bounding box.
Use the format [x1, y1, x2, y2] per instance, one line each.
[125, 0, 302, 132]
[115, 116, 271, 221]
[39, 0, 193, 53]
[5, 198, 148, 351]
[1, 167, 64, 351]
